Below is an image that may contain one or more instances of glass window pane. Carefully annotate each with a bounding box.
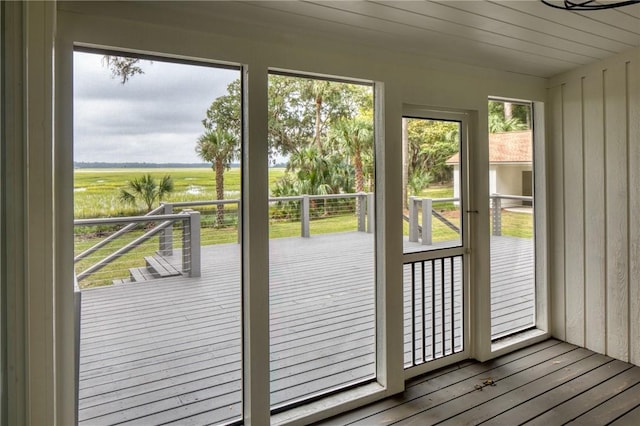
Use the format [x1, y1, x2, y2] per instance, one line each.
[74, 51, 242, 424]
[488, 100, 536, 340]
[267, 74, 376, 409]
[402, 118, 462, 254]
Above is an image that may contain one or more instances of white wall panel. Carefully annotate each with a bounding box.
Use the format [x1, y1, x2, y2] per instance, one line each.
[562, 79, 585, 346]
[583, 72, 606, 354]
[549, 47, 639, 365]
[548, 84, 566, 341]
[629, 57, 640, 366]
[604, 63, 629, 362]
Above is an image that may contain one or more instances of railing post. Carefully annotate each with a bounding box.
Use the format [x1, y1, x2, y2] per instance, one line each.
[366, 192, 374, 234]
[182, 209, 201, 277]
[159, 202, 174, 256]
[237, 200, 242, 244]
[73, 275, 81, 425]
[301, 195, 310, 238]
[492, 195, 502, 236]
[357, 193, 366, 232]
[409, 196, 419, 242]
[421, 198, 432, 245]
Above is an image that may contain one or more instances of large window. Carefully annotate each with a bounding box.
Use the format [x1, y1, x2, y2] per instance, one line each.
[488, 99, 537, 340]
[267, 73, 376, 409]
[73, 50, 243, 425]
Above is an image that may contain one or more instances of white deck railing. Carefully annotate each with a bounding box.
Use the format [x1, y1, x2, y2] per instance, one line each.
[159, 192, 374, 252]
[408, 193, 533, 245]
[73, 192, 530, 285]
[74, 210, 201, 282]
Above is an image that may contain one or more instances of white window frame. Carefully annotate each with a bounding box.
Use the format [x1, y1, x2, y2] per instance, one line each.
[486, 98, 550, 357]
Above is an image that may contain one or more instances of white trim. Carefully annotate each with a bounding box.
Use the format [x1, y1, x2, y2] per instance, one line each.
[4, 2, 59, 424]
[243, 63, 271, 425]
[404, 351, 469, 380]
[2, 3, 27, 423]
[533, 101, 550, 335]
[54, 15, 78, 426]
[376, 82, 405, 396]
[272, 383, 386, 426]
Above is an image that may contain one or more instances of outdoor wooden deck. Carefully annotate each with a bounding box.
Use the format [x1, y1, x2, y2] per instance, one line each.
[78, 232, 534, 425]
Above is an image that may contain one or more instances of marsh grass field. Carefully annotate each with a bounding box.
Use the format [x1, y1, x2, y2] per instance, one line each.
[74, 167, 283, 218]
[74, 168, 531, 288]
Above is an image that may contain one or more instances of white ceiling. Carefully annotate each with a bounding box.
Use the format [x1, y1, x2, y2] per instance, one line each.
[191, 0, 640, 78]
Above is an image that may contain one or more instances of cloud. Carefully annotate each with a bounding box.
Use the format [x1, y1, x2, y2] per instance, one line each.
[73, 51, 239, 163]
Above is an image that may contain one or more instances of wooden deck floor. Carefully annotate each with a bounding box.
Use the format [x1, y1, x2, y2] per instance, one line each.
[318, 339, 640, 425]
[78, 232, 534, 425]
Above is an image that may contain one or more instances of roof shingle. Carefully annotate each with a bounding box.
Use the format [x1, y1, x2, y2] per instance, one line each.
[447, 130, 532, 164]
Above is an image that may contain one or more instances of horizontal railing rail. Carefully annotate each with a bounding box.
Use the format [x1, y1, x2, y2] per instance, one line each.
[408, 193, 533, 244]
[160, 192, 374, 253]
[75, 193, 373, 286]
[490, 193, 533, 236]
[74, 204, 166, 263]
[74, 210, 200, 282]
[408, 196, 460, 245]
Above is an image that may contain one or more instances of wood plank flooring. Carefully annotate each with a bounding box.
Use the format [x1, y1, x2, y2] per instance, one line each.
[78, 232, 534, 425]
[318, 339, 640, 425]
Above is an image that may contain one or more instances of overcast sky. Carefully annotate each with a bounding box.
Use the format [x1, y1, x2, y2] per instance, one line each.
[74, 51, 239, 163]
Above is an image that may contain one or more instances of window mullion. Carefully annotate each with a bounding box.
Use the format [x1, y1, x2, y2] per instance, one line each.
[242, 63, 271, 426]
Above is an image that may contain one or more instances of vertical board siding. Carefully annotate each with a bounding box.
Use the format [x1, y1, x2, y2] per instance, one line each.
[604, 63, 629, 362]
[548, 85, 566, 341]
[628, 58, 640, 366]
[550, 49, 638, 366]
[583, 72, 606, 354]
[563, 79, 585, 346]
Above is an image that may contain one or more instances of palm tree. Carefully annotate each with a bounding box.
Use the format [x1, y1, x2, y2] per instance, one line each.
[331, 117, 373, 217]
[489, 114, 528, 133]
[195, 129, 239, 226]
[287, 146, 334, 215]
[119, 174, 174, 212]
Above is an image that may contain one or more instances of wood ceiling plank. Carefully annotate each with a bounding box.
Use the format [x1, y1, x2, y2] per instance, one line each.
[314, 0, 602, 62]
[372, 0, 620, 58]
[497, 0, 640, 46]
[246, 1, 586, 75]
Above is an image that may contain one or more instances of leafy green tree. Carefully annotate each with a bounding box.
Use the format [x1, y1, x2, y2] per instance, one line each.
[119, 174, 174, 212]
[408, 171, 433, 196]
[202, 79, 241, 138]
[407, 119, 459, 184]
[102, 55, 146, 84]
[195, 129, 239, 226]
[267, 75, 365, 156]
[488, 100, 530, 132]
[202, 74, 376, 222]
[287, 146, 333, 197]
[489, 114, 528, 133]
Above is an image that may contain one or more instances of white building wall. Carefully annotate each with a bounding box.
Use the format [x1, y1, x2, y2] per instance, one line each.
[494, 164, 532, 207]
[489, 165, 497, 195]
[548, 46, 640, 365]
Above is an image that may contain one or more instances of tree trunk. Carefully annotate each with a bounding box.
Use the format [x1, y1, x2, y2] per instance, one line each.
[315, 94, 322, 150]
[215, 158, 225, 226]
[504, 102, 513, 120]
